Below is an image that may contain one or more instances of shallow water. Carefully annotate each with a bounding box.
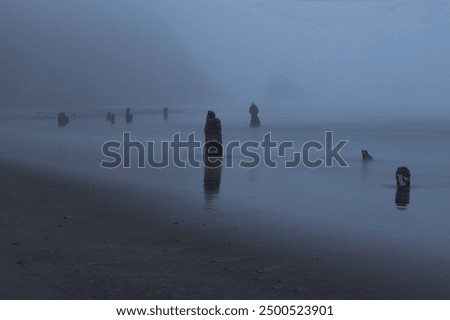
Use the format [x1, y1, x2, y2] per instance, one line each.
[1, 104, 450, 259]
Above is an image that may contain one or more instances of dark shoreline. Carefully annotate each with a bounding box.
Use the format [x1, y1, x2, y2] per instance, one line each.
[0, 160, 311, 299]
[1, 160, 450, 299]
[0, 161, 268, 299]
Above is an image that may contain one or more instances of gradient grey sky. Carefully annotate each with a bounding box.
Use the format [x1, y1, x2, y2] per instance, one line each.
[154, 0, 450, 108]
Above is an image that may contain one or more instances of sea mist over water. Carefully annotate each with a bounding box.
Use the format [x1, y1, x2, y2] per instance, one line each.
[1, 1, 449, 113]
[154, 0, 450, 111]
[1, 0, 449, 237]
[0, 0, 222, 108]
[1, 104, 450, 291]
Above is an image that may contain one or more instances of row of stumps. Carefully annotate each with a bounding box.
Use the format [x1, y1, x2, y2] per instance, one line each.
[59, 107, 155, 125]
[105, 107, 169, 124]
[59, 105, 411, 209]
[204, 110, 412, 210]
[59, 103, 260, 127]
[106, 108, 134, 124]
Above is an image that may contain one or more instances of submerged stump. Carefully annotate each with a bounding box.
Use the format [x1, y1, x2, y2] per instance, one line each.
[395, 166, 411, 209]
[57, 112, 69, 127]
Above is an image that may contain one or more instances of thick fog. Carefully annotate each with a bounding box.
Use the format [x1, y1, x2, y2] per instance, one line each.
[1, 0, 449, 112]
[154, 0, 450, 110]
[0, 0, 221, 108]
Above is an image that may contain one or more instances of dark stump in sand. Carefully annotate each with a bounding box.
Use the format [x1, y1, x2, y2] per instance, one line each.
[249, 103, 261, 127]
[395, 166, 411, 209]
[204, 110, 223, 158]
[107, 112, 115, 124]
[57, 112, 69, 127]
[362, 150, 373, 161]
[126, 108, 133, 124]
[163, 106, 169, 120]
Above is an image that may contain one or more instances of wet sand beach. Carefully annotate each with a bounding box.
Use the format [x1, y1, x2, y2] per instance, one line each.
[2, 159, 450, 299]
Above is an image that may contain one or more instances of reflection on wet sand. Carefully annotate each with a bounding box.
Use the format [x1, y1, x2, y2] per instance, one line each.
[203, 161, 222, 209]
[248, 168, 257, 183]
[360, 160, 371, 183]
[395, 187, 410, 210]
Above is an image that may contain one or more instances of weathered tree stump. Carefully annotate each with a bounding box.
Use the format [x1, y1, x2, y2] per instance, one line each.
[249, 102, 261, 127]
[362, 150, 373, 161]
[395, 166, 410, 209]
[204, 110, 223, 159]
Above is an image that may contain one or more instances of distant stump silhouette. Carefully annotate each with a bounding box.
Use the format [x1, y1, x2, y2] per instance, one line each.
[249, 103, 260, 127]
[57, 112, 69, 127]
[362, 150, 373, 161]
[125, 108, 133, 124]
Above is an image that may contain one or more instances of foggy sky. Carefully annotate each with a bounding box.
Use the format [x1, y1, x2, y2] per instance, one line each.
[1, 0, 449, 110]
[154, 0, 450, 109]
[0, 0, 221, 108]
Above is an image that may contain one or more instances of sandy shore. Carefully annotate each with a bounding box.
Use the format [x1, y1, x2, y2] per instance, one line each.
[1, 160, 313, 299]
[1, 160, 450, 299]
